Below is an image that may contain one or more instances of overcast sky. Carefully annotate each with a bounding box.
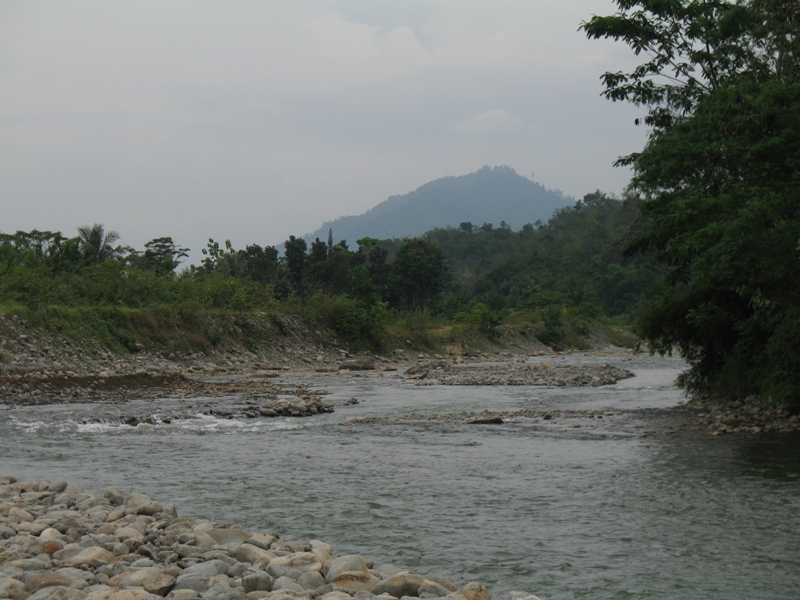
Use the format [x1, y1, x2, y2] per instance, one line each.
[1, 1, 647, 260]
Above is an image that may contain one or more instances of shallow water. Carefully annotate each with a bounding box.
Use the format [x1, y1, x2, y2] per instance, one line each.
[2, 354, 799, 599]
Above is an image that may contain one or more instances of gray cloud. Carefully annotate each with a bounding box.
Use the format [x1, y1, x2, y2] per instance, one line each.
[1, 0, 646, 260]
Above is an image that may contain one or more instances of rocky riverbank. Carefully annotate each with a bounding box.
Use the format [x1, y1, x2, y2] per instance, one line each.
[0, 477, 541, 600]
[4, 312, 797, 434]
[684, 394, 800, 435]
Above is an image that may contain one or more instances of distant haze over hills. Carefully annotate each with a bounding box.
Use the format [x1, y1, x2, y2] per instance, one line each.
[303, 166, 575, 246]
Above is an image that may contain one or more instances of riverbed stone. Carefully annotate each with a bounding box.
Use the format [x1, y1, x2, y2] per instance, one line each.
[9, 557, 50, 571]
[40, 527, 65, 539]
[0, 576, 27, 600]
[172, 576, 210, 594]
[447, 583, 490, 600]
[266, 553, 321, 578]
[231, 543, 275, 565]
[326, 555, 370, 580]
[426, 579, 457, 594]
[25, 573, 87, 593]
[329, 571, 380, 593]
[124, 494, 153, 509]
[271, 576, 305, 594]
[163, 591, 200, 600]
[339, 358, 374, 371]
[242, 572, 273, 593]
[104, 488, 125, 506]
[26, 586, 88, 600]
[182, 560, 230, 577]
[266, 592, 305, 600]
[417, 582, 453, 598]
[114, 526, 144, 544]
[0, 480, 505, 600]
[244, 534, 276, 551]
[116, 569, 176, 596]
[107, 590, 158, 600]
[269, 541, 307, 555]
[206, 529, 250, 547]
[371, 573, 429, 598]
[319, 592, 352, 600]
[135, 502, 163, 517]
[308, 540, 332, 566]
[69, 547, 117, 567]
[296, 571, 325, 591]
[507, 593, 542, 600]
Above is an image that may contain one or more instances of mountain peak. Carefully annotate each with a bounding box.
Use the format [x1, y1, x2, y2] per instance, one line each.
[304, 166, 573, 245]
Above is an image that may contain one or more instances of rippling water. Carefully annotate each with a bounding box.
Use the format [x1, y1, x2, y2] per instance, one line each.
[2, 354, 799, 599]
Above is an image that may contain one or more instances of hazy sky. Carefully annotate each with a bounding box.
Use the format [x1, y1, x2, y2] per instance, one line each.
[1, 1, 647, 259]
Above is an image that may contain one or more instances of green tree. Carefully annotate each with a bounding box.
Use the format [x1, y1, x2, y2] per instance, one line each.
[241, 244, 279, 284]
[283, 235, 308, 301]
[77, 224, 125, 265]
[199, 239, 244, 276]
[131, 237, 189, 276]
[583, 0, 800, 404]
[389, 238, 448, 311]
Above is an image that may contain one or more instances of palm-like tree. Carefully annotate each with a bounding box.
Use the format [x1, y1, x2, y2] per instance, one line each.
[77, 224, 125, 265]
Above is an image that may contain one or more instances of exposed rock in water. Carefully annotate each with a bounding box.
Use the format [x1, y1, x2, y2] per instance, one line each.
[338, 358, 375, 371]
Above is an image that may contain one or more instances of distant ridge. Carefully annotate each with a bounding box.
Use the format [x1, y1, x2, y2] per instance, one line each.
[303, 166, 574, 245]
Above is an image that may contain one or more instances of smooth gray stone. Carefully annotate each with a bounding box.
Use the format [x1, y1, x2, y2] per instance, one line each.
[230, 543, 275, 565]
[418, 582, 451, 598]
[125, 492, 153, 508]
[227, 562, 249, 578]
[508, 593, 542, 600]
[0, 576, 26, 600]
[242, 571, 274, 593]
[182, 559, 231, 577]
[296, 571, 325, 590]
[203, 587, 244, 600]
[372, 573, 429, 598]
[174, 575, 211, 593]
[26, 586, 88, 600]
[0, 525, 16, 539]
[326, 555, 370, 581]
[426, 579, 457, 593]
[266, 553, 321, 579]
[244, 534, 276, 551]
[272, 576, 305, 594]
[318, 592, 352, 600]
[206, 528, 250, 546]
[446, 583, 491, 600]
[103, 487, 124, 506]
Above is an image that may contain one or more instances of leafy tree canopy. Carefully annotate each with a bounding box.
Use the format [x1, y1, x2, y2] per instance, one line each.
[584, 0, 800, 405]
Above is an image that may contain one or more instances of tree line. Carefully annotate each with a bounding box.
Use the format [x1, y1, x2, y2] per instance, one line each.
[0, 191, 654, 349]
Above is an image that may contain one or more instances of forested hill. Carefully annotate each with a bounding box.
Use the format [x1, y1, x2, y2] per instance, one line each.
[304, 166, 573, 245]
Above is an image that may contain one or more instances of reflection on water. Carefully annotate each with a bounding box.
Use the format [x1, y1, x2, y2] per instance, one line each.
[1, 354, 799, 599]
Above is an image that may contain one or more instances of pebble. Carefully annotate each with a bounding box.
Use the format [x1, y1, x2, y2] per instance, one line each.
[0, 477, 537, 600]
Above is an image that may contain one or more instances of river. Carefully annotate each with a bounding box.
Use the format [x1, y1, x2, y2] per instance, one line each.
[2, 353, 799, 599]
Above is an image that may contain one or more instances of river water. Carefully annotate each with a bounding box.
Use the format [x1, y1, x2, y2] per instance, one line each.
[2, 353, 799, 599]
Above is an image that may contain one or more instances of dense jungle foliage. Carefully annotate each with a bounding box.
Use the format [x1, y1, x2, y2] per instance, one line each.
[583, 0, 800, 407]
[0, 191, 655, 351]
